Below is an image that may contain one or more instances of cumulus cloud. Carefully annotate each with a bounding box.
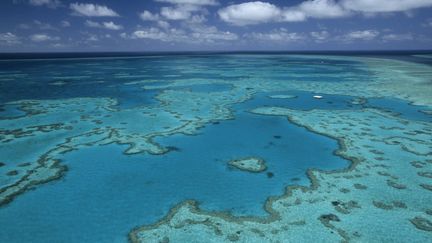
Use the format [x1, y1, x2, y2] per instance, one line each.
[0, 32, 21, 45]
[161, 6, 192, 20]
[381, 33, 413, 41]
[424, 19, 432, 27]
[61, 20, 71, 27]
[33, 20, 57, 30]
[157, 20, 171, 29]
[147, 0, 215, 22]
[126, 23, 237, 44]
[218, 2, 281, 25]
[155, 0, 218, 5]
[140, 10, 160, 21]
[246, 28, 305, 42]
[85, 20, 100, 28]
[131, 28, 173, 41]
[85, 20, 123, 30]
[29, 0, 61, 8]
[160, 4, 205, 20]
[298, 0, 349, 18]
[87, 35, 99, 41]
[188, 15, 207, 24]
[310, 30, 330, 42]
[341, 0, 432, 13]
[30, 33, 60, 42]
[280, 9, 307, 22]
[139, 11, 172, 29]
[218, 0, 349, 25]
[189, 25, 238, 42]
[103, 21, 123, 30]
[344, 30, 379, 41]
[70, 3, 119, 17]
[18, 20, 57, 30]
[18, 24, 31, 29]
[218, 0, 432, 25]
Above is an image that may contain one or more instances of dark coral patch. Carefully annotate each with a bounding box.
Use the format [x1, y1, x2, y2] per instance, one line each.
[418, 172, 432, 178]
[372, 201, 393, 210]
[353, 183, 367, 190]
[18, 162, 31, 167]
[420, 184, 432, 191]
[387, 180, 407, 189]
[6, 170, 18, 176]
[319, 214, 340, 222]
[410, 217, 432, 232]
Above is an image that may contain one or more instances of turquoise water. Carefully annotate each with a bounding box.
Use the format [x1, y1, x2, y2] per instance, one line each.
[0, 105, 347, 242]
[0, 54, 431, 242]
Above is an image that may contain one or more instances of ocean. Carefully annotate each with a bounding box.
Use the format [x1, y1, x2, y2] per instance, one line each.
[0, 52, 431, 242]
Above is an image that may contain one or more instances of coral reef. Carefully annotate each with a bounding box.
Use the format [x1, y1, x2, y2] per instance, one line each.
[228, 157, 267, 173]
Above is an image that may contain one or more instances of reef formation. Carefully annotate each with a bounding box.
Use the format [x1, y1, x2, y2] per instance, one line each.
[228, 157, 267, 173]
[0, 55, 431, 242]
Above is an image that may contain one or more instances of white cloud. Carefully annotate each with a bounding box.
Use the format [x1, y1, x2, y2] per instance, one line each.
[344, 30, 379, 41]
[103, 21, 123, 30]
[298, 0, 350, 18]
[246, 28, 305, 42]
[189, 26, 238, 42]
[85, 20, 123, 30]
[424, 19, 432, 27]
[140, 10, 160, 21]
[33, 20, 57, 30]
[280, 9, 307, 22]
[29, 0, 61, 8]
[18, 20, 58, 30]
[18, 23, 31, 29]
[87, 35, 98, 41]
[120, 32, 128, 39]
[188, 15, 207, 24]
[61, 20, 71, 27]
[155, 0, 218, 5]
[51, 43, 67, 48]
[70, 3, 119, 17]
[127, 23, 237, 44]
[381, 33, 413, 41]
[310, 30, 330, 42]
[157, 20, 170, 29]
[30, 34, 60, 42]
[218, 0, 432, 25]
[160, 5, 202, 20]
[342, 0, 432, 13]
[85, 20, 100, 28]
[0, 32, 21, 45]
[218, 0, 349, 25]
[218, 1, 281, 26]
[140, 0, 212, 23]
[132, 28, 172, 41]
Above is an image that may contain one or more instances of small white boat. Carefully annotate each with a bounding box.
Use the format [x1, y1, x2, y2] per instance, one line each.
[313, 95, 323, 99]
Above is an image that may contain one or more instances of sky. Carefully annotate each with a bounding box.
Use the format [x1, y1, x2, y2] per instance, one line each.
[0, 0, 432, 52]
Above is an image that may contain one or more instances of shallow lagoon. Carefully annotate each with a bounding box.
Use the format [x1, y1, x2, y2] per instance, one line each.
[0, 53, 431, 242]
[0, 92, 350, 242]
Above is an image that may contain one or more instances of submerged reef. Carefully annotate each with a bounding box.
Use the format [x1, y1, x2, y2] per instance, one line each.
[268, 95, 297, 99]
[0, 87, 254, 206]
[228, 157, 267, 173]
[130, 106, 432, 242]
[1, 55, 431, 242]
